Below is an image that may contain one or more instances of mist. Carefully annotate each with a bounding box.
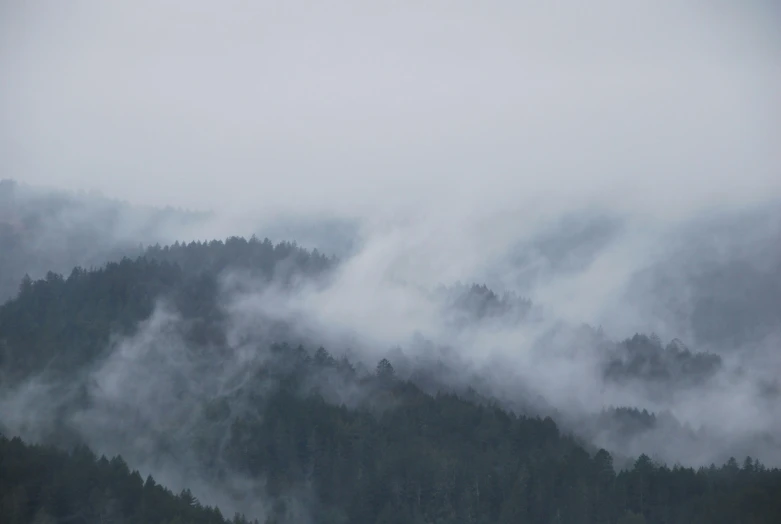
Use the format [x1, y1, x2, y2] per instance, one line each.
[1, 0, 781, 521]
[3, 1, 779, 213]
[2, 0, 779, 322]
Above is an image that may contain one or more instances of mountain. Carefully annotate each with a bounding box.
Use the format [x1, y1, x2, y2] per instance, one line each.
[2, 237, 780, 522]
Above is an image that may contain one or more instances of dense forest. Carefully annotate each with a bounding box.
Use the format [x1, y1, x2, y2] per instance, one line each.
[1, 235, 779, 522]
[0, 436, 248, 524]
[0, 237, 332, 382]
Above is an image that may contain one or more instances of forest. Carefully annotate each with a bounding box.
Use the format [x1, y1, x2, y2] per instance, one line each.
[1, 234, 780, 523]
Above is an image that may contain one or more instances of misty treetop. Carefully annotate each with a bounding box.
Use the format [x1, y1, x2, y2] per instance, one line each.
[0, 435, 253, 524]
[143, 235, 334, 280]
[190, 343, 781, 523]
[436, 282, 534, 327]
[0, 179, 213, 303]
[0, 180, 340, 305]
[604, 334, 722, 388]
[0, 238, 720, 391]
[0, 237, 333, 380]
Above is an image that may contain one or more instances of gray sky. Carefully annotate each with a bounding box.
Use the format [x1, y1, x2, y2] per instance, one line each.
[2, 0, 779, 221]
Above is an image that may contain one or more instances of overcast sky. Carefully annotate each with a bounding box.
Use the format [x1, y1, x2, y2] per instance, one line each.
[2, 0, 779, 222]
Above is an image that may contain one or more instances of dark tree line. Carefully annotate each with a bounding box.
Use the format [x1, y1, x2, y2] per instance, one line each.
[142, 236, 334, 282]
[0, 178, 212, 303]
[437, 283, 533, 324]
[0, 435, 255, 524]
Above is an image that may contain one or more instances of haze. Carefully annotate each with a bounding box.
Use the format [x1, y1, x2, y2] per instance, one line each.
[3, 0, 779, 219]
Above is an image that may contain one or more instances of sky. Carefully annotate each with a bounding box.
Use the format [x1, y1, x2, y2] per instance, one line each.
[2, 0, 779, 222]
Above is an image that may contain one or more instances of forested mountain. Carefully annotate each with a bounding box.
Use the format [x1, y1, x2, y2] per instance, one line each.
[0, 241, 716, 391]
[3, 346, 781, 523]
[0, 179, 350, 305]
[0, 237, 333, 382]
[2, 237, 780, 522]
[4, 178, 779, 353]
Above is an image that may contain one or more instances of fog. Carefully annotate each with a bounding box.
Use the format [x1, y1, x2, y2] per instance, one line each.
[3, 1, 779, 215]
[1, 0, 781, 520]
[3, 0, 779, 321]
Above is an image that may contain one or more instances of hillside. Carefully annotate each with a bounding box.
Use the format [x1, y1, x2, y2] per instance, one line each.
[0, 435, 251, 524]
[1, 238, 780, 522]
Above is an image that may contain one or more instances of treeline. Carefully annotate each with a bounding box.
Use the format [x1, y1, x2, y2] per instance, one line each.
[142, 236, 334, 280]
[0, 435, 254, 524]
[0, 178, 211, 303]
[0, 237, 333, 381]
